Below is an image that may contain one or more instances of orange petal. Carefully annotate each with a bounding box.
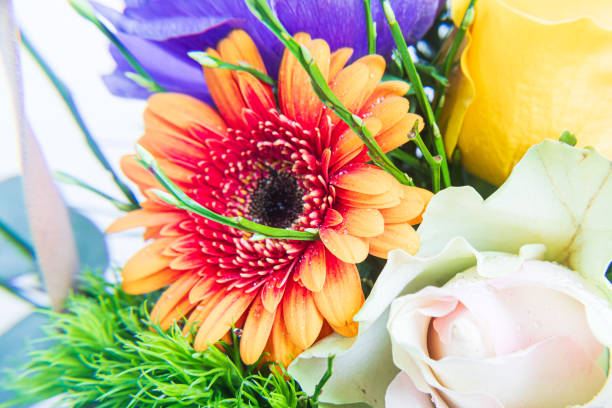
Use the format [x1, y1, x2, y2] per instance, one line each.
[362, 95, 410, 133]
[235, 71, 275, 117]
[218, 30, 267, 72]
[330, 163, 393, 195]
[240, 294, 277, 365]
[319, 228, 368, 264]
[144, 92, 227, 143]
[294, 241, 326, 292]
[203, 48, 246, 129]
[265, 307, 304, 368]
[120, 154, 159, 191]
[330, 117, 382, 172]
[279, 33, 330, 129]
[361, 81, 411, 111]
[339, 207, 385, 237]
[352, 54, 386, 107]
[188, 275, 217, 303]
[375, 113, 424, 153]
[329, 47, 353, 80]
[169, 251, 206, 270]
[335, 188, 401, 209]
[328, 55, 385, 125]
[329, 62, 369, 124]
[322, 208, 343, 228]
[261, 277, 287, 313]
[369, 223, 420, 258]
[183, 288, 224, 336]
[160, 295, 198, 330]
[313, 253, 363, 337]
[141, 127, 206, 164]
[193, 289, 256, 351]
[122, 267, 181, 295]
[407, 187, 435, 224]
[106, 209, 186, 233]
[379, 186, 426, 224]
[121, 238, 174, 282]
[283, 281, 324, 349]
[150, 273, 200, 326]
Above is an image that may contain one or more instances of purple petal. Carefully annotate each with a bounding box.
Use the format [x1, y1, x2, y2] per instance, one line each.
[94, 0, 442, 100]
[273, 0, 369, 57]
[109, 32, 213, 101]
[373, 0, 443, 55]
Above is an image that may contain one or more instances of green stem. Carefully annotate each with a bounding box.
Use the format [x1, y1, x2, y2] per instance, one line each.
[387, 149, 428, 175]
[69, 0, 164, 93]
[54, 171, 138, 212]
[441, 0, 476, 79]
[245, 0, 413, 186]
[136, 146, 319, 241]
[409, 123, 441, 192]
[19, 29, 140, 209]
[379, 0, 451, 189]
[189, 51, 277, 86]
[310, 356, 335, 406]
[0, 219, 35, 260]
[362, 0, 376, 54]
[434, 0, 477, 120]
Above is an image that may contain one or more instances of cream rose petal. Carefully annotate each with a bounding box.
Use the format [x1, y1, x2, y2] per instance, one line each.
[418, 141, 612, 298]
[385, 372, 435, 408]
[289, 238, 479, 407]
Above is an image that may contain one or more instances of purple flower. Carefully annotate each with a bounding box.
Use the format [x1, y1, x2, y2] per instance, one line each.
[93, 0, 442, 101]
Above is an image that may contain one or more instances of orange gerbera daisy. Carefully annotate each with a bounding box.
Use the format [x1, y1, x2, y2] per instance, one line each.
[108, 29, 432, 366]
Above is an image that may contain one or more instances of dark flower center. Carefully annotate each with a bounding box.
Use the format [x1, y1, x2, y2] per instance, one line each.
[248, 170, 304, 229]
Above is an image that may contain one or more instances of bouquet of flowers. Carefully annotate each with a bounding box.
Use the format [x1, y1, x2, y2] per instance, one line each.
[0, 0, 611, 407]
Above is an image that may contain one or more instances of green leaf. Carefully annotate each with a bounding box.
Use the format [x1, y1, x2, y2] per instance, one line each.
[0, 313, 48, 406]
[418, 140, 612, 294]
[0, 176, 108, 291]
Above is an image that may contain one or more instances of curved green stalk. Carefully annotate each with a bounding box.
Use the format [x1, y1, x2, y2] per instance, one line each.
[136, 146, 319, 242]
[434, 0, 477, 120]
[19, 29, 140, 209]
[362, 0, 376, 54]
[68, 0, 164, 92]
[189, 51, 277, 86]
[378, 0, 451, 191]
[245, 0, 414, 187]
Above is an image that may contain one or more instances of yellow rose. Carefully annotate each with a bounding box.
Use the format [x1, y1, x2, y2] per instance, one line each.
[441, 0, 612, 185]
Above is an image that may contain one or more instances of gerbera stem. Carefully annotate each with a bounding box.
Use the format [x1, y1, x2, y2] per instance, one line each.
[409, 123, 441, 192]
[68, 0, 165, 93]
[245, 0, 414, 187]
[135, 145, 319, 242]
[378, 0, 452, 191]
[188, 51, 277, 86]
[362, 0, 376, 54]
[433, 0, 477, 121]
[19, 29, 140, 210]
[54, 171, 136, 212]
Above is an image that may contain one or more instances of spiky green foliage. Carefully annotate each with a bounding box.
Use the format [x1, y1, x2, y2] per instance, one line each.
[1, 272, 326, 408]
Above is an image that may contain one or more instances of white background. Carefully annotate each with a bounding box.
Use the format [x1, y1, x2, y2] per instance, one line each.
[0, 0, 146, 340]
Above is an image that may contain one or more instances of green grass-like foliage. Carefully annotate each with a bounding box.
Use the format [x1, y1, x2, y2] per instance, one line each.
[1, 272, 319, 408]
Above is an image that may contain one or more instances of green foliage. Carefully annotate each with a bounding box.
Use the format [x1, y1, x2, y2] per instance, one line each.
[1, 272, 321, 408]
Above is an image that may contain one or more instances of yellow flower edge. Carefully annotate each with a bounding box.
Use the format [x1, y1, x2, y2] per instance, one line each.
[441, 0, 612, 185]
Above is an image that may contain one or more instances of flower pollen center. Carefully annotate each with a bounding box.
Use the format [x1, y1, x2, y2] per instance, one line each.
[248, 169, 304, 229]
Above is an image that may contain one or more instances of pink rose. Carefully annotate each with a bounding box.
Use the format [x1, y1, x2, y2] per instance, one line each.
[386, 258, 611, 407]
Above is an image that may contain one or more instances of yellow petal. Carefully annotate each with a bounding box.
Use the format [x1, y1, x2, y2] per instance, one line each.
[442, 0, 612, 185]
